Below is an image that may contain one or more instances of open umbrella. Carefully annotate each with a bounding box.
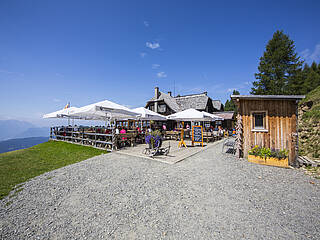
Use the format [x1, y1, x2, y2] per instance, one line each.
[132, 107, 166, 121]
[202, 111, 224, 121]
[43, 107, 79, 119]
[68, 100, 140, 120]
[167, 108, 214, 121]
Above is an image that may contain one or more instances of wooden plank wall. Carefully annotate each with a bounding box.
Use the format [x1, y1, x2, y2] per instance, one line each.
[239, 99, 297, 164]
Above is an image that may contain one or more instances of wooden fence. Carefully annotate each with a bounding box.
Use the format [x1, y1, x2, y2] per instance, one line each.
[50, 126, 147, 151]
[50, 126, 114, 151]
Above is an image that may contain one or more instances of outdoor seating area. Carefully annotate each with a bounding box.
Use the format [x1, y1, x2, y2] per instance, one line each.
[50, 124, 227, 152]
[45, 99, 232, 155]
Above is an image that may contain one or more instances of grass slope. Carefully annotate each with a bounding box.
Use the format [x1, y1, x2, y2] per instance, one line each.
[0, 141, 106, 199]
[300, 85, 320, 121]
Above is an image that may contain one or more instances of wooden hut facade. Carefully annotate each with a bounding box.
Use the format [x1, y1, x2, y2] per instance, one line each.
[231, 95, 305, 165]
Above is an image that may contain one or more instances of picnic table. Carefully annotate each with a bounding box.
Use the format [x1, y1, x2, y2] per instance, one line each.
[164, 131, 180, 140]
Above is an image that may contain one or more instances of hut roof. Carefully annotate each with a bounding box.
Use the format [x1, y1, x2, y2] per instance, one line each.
[231, 95, 305, 100]
[175, 93, 209, 111]
[212, 100, 223, 111]
[147, 91, 222, 112]
[148, 91, 181, 112]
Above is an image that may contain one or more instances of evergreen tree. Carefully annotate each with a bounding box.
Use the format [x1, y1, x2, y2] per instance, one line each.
[224, 90, 239, 111]
[224, 100, 231, 110]
[289, 64, 308, 95]
[304, 67, 320, 93]
[251, 30, 303, 95]
[290, 62, 320, 95]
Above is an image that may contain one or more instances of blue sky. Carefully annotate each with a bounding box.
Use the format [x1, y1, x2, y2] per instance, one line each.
[0, 0, 319, 126]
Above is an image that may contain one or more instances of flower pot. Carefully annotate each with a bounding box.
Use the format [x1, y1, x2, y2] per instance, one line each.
[248, 155, 289, 168]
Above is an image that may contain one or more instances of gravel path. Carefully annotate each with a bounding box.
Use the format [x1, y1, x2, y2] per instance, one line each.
[1, 142, 319, 239]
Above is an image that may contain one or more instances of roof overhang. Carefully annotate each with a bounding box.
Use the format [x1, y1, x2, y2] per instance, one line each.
[231, 95, 305, 101]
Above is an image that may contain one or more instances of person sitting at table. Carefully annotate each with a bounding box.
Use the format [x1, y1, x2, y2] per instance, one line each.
[120, 127, 127, 140]
[162, 124, 167, 131]
[105, 128, 111, 134]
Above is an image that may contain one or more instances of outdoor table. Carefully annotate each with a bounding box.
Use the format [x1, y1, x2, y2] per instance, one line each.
[203, 132, 214, 143]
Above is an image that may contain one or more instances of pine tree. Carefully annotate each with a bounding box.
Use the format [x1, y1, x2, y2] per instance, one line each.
[304, 68, 320, 93]
[251, 30, 303, 95]
[224, 100, 230, 111]
[224, 90, 240, 111]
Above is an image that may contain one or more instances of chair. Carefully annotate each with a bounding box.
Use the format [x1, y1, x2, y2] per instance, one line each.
[222, 138, 236, 154]
[143, 138, 170, 157]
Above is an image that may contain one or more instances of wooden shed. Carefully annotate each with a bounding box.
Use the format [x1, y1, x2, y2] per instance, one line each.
[231, 95, 305, 166]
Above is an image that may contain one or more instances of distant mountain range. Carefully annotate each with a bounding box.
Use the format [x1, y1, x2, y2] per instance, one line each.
[0, 120, 50, 154]
[0, 137, 49, 154]
[0, 120, 50, 141]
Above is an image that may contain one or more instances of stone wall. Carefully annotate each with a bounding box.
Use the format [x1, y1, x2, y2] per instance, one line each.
[298, 98, 320, 159]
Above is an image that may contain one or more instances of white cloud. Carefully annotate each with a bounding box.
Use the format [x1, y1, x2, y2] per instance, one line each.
[301, 49, 310, 59]
[227, 88, 235, 92]
[152, 64, 160, 69]
[143, 21, 149, 27]
[140, 52, 147, 58]
[146, 42, 160, 49]
[157, 72, 167, 78]
[53, 98, 61, 102]
[301, 43, 320, 63]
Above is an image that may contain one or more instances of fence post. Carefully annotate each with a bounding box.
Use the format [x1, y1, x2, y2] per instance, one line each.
[112, 126, 116, 151]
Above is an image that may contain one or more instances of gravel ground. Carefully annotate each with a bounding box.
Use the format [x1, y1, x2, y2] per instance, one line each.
[1, 142, 319, 239]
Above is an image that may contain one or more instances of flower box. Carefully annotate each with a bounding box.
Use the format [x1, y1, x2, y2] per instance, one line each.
[248, 155, 289, 168]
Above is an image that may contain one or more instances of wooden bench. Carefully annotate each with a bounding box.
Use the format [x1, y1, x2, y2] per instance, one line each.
[203, 132, 214, 143]
[164, 131, 180, 140]
[114, 133, 137, 149]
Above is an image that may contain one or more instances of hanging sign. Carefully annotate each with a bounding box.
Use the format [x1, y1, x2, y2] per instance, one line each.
[192, 125, 203, 147]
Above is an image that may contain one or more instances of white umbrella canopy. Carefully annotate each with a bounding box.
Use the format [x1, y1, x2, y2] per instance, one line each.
[68, 100, 140, 120]
[132, 107, 166, 121]
[202, 111, 224, 121]
[43, 107, 80, 119]
[166, 108, 214, 121]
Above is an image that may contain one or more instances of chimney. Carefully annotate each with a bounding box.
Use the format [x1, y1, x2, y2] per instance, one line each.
[154, 87, 159, 113]
[155, 87, 159, 99]
[168, 91, 172, 97]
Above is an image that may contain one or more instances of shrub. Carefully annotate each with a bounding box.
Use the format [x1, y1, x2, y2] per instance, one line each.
[248, 146, 288, 159]
[145, 130, 162, 148]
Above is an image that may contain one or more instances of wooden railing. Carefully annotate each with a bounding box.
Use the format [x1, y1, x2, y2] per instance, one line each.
[50, 126, 115, 151]
[50, 126, 146, 151]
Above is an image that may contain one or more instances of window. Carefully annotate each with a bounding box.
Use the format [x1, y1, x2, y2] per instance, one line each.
[149, 105, 154, 111]
[254, 113, 264, 128]
[158, 104, 166, 113]
[251, 111, 268, 132]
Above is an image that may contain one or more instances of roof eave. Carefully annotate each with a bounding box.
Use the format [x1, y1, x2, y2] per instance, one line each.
[231, 95, 305, 100]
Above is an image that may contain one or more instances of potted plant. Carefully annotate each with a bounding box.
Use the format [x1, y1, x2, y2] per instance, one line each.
[248, 146, 289, 167]
[145, 130, 162, 149]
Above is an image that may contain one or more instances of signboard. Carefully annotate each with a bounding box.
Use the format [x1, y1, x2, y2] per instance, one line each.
[192, 125, 203, 147]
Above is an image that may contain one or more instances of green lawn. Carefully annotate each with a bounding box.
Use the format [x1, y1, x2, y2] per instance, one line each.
[0, 141, 106, 199]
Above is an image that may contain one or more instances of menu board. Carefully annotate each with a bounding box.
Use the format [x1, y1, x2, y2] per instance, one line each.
[192, 126, 203, 144]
